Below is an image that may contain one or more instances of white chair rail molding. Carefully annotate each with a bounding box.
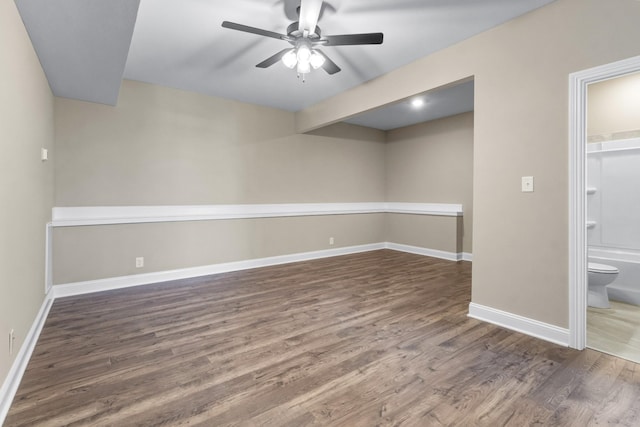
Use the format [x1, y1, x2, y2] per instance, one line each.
[51, 202, 463, 226]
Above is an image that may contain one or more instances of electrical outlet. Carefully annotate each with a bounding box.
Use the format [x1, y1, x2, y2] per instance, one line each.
[135, 257, 144, 268]
[9, 329, 15, 355]
[329, 237, 334, 245]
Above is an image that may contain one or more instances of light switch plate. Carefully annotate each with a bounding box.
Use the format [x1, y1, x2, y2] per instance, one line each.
[522, 176, 534, 192]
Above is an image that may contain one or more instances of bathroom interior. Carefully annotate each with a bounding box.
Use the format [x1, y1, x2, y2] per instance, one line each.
[586, 70, 640, 363]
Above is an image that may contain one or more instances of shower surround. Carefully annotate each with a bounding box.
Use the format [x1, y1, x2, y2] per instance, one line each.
[587, 137, 640, 306]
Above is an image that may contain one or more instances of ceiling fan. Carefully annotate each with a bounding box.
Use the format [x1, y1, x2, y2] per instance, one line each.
[221, 0, 383, 80]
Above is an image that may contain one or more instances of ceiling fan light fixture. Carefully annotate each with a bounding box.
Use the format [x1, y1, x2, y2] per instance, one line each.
[296, 44, 312, 63]
[297, 60, 311, 75]
[282, 49, 297, 69]
[310, 51, 326, 69]
[222, 0, 384, 80]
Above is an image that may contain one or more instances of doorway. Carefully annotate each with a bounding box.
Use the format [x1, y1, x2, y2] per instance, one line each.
[569, 55, 640, 350]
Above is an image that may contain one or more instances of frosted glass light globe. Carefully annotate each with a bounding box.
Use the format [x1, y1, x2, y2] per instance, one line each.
[282, 50, 297, 69]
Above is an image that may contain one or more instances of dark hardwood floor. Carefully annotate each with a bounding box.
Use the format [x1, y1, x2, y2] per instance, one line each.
[6, 250, 640, 426]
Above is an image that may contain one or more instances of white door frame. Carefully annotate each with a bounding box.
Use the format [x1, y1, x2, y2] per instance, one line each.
[568, 55, 640, 349]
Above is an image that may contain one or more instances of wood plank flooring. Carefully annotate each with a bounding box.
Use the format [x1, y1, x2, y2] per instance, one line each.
[6, 250, 640, 426]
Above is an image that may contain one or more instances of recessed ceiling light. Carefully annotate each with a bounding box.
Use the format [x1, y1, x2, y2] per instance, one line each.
[411, 98, 425, 108]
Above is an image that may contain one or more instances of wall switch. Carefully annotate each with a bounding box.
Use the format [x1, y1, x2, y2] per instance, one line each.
[41, 148, 48, 161]
[521, 176, 534, 192]
[329, 237, 334, 245]
[135, 257, 144, 268]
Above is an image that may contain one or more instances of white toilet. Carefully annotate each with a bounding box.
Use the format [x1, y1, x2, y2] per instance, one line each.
[587, 262, 619, 308]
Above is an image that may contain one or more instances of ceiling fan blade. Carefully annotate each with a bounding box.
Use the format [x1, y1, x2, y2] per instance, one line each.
[323, 33, 384, 46]
[222, 21, 288, 41]
[256, 49, 291, 68]
[314, 49, 340, 75]
[298, 0, 323, 35]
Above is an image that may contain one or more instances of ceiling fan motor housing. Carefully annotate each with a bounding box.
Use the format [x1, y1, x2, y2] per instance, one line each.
[286, 22, 322, 41]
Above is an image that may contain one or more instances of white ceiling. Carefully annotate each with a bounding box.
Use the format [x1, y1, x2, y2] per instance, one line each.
[15, 0, 139, 105]
[346, 79, 475, 131]
[17, 0, 556, 127]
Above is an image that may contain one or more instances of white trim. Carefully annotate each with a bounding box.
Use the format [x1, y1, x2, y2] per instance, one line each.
[468, 302, 569, 347]
[568, 55, 640, 350]
[0, 293, 54, 424]
[51, 202, 463, 227]
[45, 222, 52, 294]
[462, 252, 473, 262]
[53, 243, 385, 298]
[386, 242, 463, 261]
[386, 203, 462, 216]
[568, 66, 588, 350]
[52, 203, 383, 226]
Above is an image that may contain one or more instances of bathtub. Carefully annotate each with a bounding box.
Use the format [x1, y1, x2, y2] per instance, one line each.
[589, 247, 640, 306]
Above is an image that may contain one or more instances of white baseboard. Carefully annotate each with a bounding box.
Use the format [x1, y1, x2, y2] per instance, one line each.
[0, 293, 54, 424]
[45, 223, 53, 294]
[386, 242, 465, 261]
[54, 243, 472, 298]
[468, 302, 569, 347]
[462, 252, 473, 262]
[53, 243, 386, 298]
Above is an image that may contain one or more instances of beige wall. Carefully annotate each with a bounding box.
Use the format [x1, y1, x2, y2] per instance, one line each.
[386, 215, 462, 254]
[53, 214, 385, 284]
[53, 80, 471, 285]
[0, 0, 54, 383]
[297, 0, 640, 328]
[53, 80, 387, 284]
[55, 81, 386, 206]
[588, 71, 640, 139]
[386, 112, 473, 253]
